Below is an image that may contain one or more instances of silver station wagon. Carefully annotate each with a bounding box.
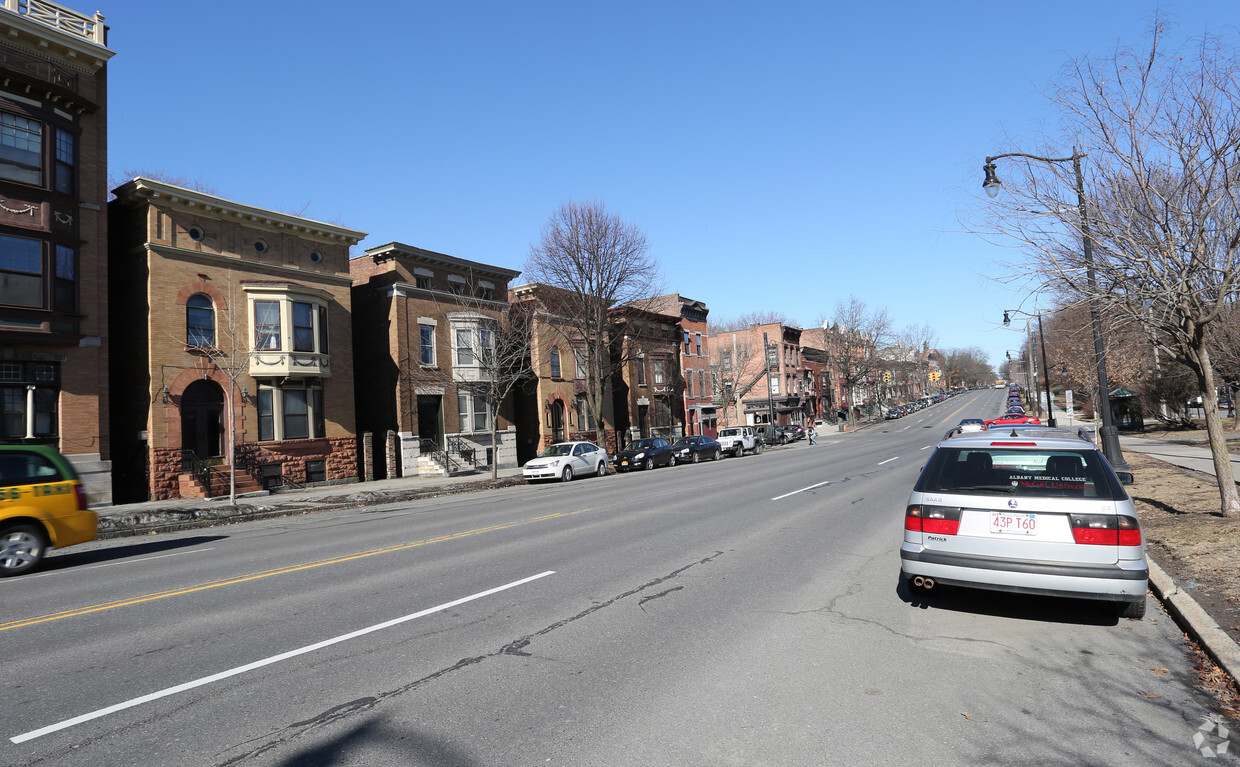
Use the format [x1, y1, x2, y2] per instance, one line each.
[900, 428, 1148, 618]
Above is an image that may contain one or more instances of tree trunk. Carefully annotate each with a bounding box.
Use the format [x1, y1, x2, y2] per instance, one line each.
[1193, 341, 1240, 516]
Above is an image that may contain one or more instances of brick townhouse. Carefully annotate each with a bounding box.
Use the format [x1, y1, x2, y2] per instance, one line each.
[351, 243, 521, 478]
[108, 178, 366, 501]
[610, 303, 685, 446]
[508, 282, 616, 465]
[709, 322, 812, 429]
[0, 2, 113, 501]
[647, 293, 714, 436]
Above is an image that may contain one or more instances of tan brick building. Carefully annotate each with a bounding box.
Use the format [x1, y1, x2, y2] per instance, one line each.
[0, 3, 113, 501]
[109, 178, 366, 501]
[351, 243, 521, 477]
[710, 323, 813, 428]
[509, 283, 616, 465]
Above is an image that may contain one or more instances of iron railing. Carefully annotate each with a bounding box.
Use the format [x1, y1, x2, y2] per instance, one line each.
[446, 435, 479, 470]
[420, 438, 459, 474]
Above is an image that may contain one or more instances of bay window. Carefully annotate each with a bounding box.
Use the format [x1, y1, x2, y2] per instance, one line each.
[257, 383, 326, 441]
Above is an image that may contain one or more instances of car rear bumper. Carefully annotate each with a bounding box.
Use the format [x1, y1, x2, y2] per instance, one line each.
[900, 545, 1148, 600]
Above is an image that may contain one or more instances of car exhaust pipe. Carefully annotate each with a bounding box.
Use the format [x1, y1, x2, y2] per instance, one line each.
[922, 577, 935, 590]
[913, 576, 925, 588]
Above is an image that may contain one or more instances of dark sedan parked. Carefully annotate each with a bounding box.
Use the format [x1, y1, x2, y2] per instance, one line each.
[670, 435, 723, 463]
[614, 437, 676, 471]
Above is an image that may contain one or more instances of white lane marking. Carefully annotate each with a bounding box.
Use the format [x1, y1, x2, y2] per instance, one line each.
[11, 570, 556, 744]
[771, 481, 830, 501]
[920, 445, 933, 451]
[878, 457, 899, 465]
[4, 549, 214, 583]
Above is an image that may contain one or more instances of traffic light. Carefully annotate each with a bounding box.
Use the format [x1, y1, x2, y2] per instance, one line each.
[882, 371, 892, 383]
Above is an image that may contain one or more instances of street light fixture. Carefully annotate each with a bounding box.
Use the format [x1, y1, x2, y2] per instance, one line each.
[1004, 309, 1056, 428]
[984, 149, 1128, 469]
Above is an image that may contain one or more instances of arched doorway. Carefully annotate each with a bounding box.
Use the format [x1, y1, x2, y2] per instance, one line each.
[550, 400, 565, 443]
[181, 380, 224, 460]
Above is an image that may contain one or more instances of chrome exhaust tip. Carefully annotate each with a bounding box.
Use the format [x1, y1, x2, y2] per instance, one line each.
[913, 576, 925, 588]
[922, 577, 935, 590]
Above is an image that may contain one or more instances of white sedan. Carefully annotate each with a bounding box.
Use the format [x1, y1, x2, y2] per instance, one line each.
[522, 441, 610, 483]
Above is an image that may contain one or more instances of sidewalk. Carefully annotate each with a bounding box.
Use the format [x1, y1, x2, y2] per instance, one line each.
[92, 466, 526, 539]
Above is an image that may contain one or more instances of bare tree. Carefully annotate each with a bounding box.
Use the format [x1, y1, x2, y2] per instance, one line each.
[706, 331, 761, 427]
[708, 311, 795, 334]
[978, 21, 1240, 514]
[523, 200, 663, 446]
[827, 296, 891, 423]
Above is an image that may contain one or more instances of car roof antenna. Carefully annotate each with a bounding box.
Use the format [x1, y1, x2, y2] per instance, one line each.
[1010, 428, 1019, 437]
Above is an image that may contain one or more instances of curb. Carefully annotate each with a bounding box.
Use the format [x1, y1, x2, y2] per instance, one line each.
[1147, 558, 1240, 684]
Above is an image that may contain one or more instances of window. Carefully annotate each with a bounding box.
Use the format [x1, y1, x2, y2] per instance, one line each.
[0, 234, 42, 307]
[636, 356, 645, 385]
[684, 331, 691, 355]
[686, 374, 693, 398]
[549, 347, 561, 378]
[186, 294, 215, 347]
[449, 280, 466, 295]
[54, 245, 74, 312]
[0, 111, 41, 185]
[479, 328, 494, 365]
[415, 274, 431, 290]
[695, 334, 702, 357]
[576, 394, 595, 431]
[254, 239, 269, 254]
[698, 370, 706, 397]
[720, 350, 732, 370]
[254, 301, 281, 350]
[318, 306, 329, 354]
[653, 359, 665, 384]
[455, 328, 474, 365]
[419, 324, 435, 365]
[0, 362, 59, 438]
[54, 128, 74, 195]
[305, 459, 326, 483]
[257, 383, 325, 441]
[457, 391, 491, 433]
[476, 286, 494, 300]
[293, 302, 315, 352]
[575, 349, 587, 379]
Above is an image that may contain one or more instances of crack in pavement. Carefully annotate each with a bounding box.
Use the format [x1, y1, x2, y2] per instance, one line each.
[213, 551, 725, 765]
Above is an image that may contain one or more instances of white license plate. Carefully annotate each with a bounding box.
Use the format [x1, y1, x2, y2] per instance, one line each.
[990, 511, 1037, 535]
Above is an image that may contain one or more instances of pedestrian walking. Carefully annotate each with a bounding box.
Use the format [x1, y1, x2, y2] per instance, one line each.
[807, 424, 817, 445]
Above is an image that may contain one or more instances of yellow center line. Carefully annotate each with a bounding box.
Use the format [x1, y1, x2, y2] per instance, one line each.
[3, 510, 581, 632]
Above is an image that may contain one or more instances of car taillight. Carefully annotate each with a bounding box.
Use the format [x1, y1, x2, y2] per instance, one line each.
[1070, 514, 1142, 545]
[73, 483, 88, 511]
[906, 505, 961, 535]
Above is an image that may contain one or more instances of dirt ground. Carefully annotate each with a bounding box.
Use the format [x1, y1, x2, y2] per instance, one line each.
[1126, 422, 1240, 714]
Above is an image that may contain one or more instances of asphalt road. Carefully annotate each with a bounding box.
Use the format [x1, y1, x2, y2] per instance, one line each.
[2, 389, 1229, 766]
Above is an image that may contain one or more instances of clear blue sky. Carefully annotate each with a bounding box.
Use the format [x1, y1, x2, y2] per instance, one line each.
[102, 1, 1230, 371]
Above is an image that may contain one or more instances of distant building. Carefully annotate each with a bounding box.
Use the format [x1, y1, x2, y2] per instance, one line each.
[109, 178, 366, 501]
[610, 304, 685, 444]
[350, 243, 521, 478]
[0, 2, 114, 501]
[646, 294, 714, 436]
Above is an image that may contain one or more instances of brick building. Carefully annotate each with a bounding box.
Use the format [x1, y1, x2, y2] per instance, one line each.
[647, 294, 714, 436]
[351, 243, 521, 478]
[610, 304, 684, 445]
[108, 178, 366, 501]
[509, 283, 616, 465]
[710, 323, 813, 428]
[0, 3, 113, 501]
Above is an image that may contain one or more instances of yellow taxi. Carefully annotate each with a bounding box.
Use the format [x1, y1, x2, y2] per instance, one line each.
[0, 445, 97, 576]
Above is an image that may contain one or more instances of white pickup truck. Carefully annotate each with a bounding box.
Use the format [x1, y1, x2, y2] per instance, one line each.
[717, 426, 763, 457]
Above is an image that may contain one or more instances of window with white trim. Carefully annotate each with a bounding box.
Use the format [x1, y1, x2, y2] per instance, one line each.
[575, 394, 595, 431]
[257, 383, 325, 441]
[653, 359, 665, 385]
[457, 391, 491, 433]
[419, 323, 435, 365]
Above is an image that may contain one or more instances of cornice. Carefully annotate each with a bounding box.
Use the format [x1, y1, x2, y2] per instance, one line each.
[115, 178, 367, 245]
[0, 9, 113, 73]
[365, 241, 520, 281]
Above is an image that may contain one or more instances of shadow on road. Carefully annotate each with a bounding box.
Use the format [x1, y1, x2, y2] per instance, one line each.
[894, 572, 1120, 626]
[42, 535, 228, 571]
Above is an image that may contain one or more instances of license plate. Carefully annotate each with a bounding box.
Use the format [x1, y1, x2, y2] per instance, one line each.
[990, 511, 1037, 535]
[620, 461, 629, 466]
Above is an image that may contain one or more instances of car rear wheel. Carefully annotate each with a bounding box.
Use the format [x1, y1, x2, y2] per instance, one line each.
[668, 455, 677, 467]
[0, 523, 45, 577]
[754, 443, 763, 455]
[596, 462, 607, 478]
[561, 465, 574, 482]
[1117, 598, 1146, 619]
[713, 449, 721, 461]
[644, 457, 654, 471]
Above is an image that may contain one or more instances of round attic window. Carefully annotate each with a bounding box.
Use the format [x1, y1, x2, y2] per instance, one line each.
[254, 239, 269, 254]
[188, 225, 206, 242]
[309, 250, 323, 263]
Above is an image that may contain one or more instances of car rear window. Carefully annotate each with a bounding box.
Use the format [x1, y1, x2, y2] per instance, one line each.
[916, 447, 1126, 500]
[0, 452, 63, 486]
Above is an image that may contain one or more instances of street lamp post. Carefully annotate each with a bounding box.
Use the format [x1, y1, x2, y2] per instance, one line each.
[984, 150, 1127, 469]
[1004, 310, 1056, 428]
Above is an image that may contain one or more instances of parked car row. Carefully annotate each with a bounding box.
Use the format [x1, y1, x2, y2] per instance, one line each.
[523, 434, 739, 483]
[885, 388, 968, 420]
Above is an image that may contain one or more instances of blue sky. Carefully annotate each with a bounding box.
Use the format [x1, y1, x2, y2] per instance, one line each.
[101, 1, 1231, 370]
